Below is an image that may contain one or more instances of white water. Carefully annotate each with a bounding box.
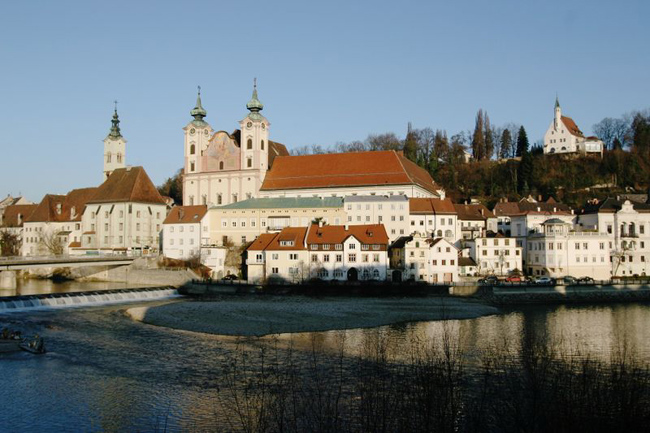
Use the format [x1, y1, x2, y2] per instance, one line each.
[0, 288, 180, 313]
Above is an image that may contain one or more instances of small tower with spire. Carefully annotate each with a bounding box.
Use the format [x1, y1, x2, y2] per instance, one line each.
[554, 95, 562, 130]
[183, 86, 213, 187]
[239, 78, 270, 173]
[103, 101, 127, 180]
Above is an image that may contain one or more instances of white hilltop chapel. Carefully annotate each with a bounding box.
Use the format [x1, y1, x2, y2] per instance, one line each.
[543, 97, 603, 156]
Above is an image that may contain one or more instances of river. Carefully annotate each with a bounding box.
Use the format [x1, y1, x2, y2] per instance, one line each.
[1, 285, 650, 432]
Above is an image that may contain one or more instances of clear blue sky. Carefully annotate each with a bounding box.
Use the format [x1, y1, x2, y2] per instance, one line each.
[1, 0, 648, 201]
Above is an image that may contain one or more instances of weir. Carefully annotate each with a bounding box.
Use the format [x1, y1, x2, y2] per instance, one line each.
[0, 287, 180, 313]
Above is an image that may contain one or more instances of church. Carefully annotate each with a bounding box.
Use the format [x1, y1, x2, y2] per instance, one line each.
[181, 83, 443, 207]
[543, 97, 603, 156]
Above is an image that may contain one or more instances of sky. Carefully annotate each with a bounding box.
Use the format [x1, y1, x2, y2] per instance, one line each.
[1, 0, 648, 202]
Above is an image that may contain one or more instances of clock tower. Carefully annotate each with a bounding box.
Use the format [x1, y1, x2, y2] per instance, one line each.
[238, 79, 270, 175]
[103, 102, 126, 180]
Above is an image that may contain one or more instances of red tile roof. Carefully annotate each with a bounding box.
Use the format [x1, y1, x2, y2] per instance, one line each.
[24, 187, 98, 223]
[1, 204, 37, 227]
[89, 166, 165, 205]
[163, 205, 207, 224]
[306, 223, 389, 246]
[561, 116, 584, 138]
[409, 198, 456, 214]
[268, 227, 308, 250]
[261, 150, 441, 195]
[454, 203, 495, 220]
[493, 199, 571, 217]
[247, 233, 278, 251]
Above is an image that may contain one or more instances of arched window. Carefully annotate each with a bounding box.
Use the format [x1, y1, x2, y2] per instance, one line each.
[117, 153, 122, 163]
[106, 152, 112, 163]
[219, 161, 224, 170]
[437, 230, 442, 237]
[190, 144, 195, 155]
[217, 194, 222, 205]
[261, 140, 265, 150]
[247, 138, 252, 150]
[373, 269, 380, 279]
[445, 230, 453, 238]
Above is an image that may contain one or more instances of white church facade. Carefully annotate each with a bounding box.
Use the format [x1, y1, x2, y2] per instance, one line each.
[543, 97, 603, 156]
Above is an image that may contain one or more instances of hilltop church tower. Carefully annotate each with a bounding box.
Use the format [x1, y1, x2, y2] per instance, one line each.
[103, 103, 126, 180]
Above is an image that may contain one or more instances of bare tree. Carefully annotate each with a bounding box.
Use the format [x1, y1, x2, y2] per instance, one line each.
[593, 117, 630, 150]
[39, 230, 65, 256]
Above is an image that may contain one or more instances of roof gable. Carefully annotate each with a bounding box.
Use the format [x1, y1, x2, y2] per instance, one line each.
[89, 166, 165, 205]
[306, 223, 389, 245]
[561, 116, 584, 138]
[1, 204, 37, 227]
[163, 205, 207, 224]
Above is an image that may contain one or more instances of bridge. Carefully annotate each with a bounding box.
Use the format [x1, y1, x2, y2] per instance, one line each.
[0, 255, 136, 289]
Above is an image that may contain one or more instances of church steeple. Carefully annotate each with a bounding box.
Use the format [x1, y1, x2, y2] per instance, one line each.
[246, 78, 264, 121]
[108, 101, 122, 139]
[555, 94, 560, 109]
[190, 86, 208, 125]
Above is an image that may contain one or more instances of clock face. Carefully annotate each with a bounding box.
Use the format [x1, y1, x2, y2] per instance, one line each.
[247, 122, 252, 128]
[261, 123, 266, 129]
[190, 128, 196, 135]
[204, 129, 209, 136]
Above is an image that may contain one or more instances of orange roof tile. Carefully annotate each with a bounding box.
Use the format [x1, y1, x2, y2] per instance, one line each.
[261, 150, 441, 195]
[89, 166, 165, 205]
[409, 198, 456, 214]
[24, 187, 98, 223]
[561, 116, 584, 138]
[1, 204, 37, 227]
[454, 203, 495, 220]
[247, 233, 278, 251]
[306, 223, 389, 245]
[163, 205, 207, 224]
[268, 227, 308, 250]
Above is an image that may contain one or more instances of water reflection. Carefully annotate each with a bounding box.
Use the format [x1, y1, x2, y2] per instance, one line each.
[2, 300, 650, 431]
[274, 303, 650, 363]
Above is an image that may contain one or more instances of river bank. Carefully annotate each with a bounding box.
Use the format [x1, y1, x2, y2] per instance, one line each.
[126, 296, 499, 337]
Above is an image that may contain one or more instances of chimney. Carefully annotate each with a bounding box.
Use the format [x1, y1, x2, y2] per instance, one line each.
[318, 220, 323, 228]
[345, 224, 349, 230]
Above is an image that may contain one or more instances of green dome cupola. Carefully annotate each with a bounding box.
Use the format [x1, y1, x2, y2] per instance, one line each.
[108, 100, 122, 139]
[246, 78, 264, 121]
[190, 86, 208, 125]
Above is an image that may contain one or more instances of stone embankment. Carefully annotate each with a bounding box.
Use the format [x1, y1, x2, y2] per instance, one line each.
[488, 283, 650, 304]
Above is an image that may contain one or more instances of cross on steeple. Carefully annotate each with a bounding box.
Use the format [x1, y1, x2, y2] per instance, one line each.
[114, 100, 118, 112]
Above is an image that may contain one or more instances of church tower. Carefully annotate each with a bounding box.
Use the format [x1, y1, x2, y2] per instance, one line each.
[554, 95, 562, 130]
[183, 87, 213, 179]
[103, 102, 126, 180]
[238, 79, 270, 174]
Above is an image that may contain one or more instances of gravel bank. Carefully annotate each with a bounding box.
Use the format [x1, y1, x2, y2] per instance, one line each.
[126, 296, 499, 337]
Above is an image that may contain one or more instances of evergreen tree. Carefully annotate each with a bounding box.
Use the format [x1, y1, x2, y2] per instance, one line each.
[472, 109, 485, 160]
[631, 113, 650, 159]
[516, 126, 529, 157]
[484, 113, 494, 160]
[403, 126, 419, 162]
[500, 129, 512, 159]
[518, 150, 533, 194]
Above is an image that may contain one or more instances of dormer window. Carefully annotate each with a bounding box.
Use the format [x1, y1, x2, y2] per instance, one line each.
[56, 203, 62, 215]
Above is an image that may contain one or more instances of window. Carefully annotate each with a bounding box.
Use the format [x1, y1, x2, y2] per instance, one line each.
[119, 210, 123, 218]
[272, 253, 278, 260]
[261, 140, 265, 150]
[312, 254, 318, 262]
[247, 138, 252, 149]
[348, 254, 356, 262]
[190, 144, 195, 155]
[190, 162, 195, 172]
[373, 254, 379, 262]
[289, 253, 298, 260]
[241, 236, 246, 243]
[362, 254, 369, 262]
[217, 194, 222, 205]
[106, 152, 112, 163]
[349, 243, 356, 250]
[247, 158, 252, 168]
[336, 254, 342, 262]
[323, 254, 330, 262]
[272, 267, 279, 274]
[219, 161, 224, 170]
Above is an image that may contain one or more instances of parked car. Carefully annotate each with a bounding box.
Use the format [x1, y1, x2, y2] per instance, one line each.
[222, 274, 238, 281]
[577, 276, 594, 284]
[562, 276, 577, 285]
[505, 275, 522, 283]
[478, 275, 500, 285]
[534, 276, 556, 285]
